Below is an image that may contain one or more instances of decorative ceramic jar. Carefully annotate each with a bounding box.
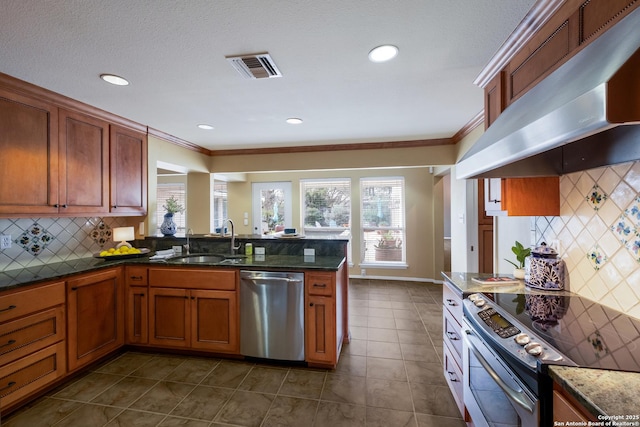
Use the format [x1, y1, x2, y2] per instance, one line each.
[524, 243, 569, 290]
[160, 213, 177, 236]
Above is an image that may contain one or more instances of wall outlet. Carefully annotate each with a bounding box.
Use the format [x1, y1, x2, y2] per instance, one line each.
[361, 268, 366, 276]
[0, 234, 11, 250]
[304, 248, 315, 256]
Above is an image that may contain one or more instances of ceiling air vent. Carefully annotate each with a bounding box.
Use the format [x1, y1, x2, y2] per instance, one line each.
[226, 53, 282, 79]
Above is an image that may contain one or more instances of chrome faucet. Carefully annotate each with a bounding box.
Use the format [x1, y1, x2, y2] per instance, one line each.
[184, 228, 193, 254]
[224, 219, 241, 255]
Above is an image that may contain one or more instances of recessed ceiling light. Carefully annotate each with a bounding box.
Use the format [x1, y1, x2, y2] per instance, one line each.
[99, 74, 130, 86]
[368, 45, 398, 63]
[197, 124, 214, 130]
[286, 118, 303, 124]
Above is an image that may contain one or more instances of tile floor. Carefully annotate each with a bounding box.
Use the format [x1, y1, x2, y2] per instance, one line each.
[3, 279, 465, 427]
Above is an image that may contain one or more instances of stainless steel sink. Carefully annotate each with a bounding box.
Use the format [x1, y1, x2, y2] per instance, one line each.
[166, 254, 226, 264]
[165, 253, 247, 264]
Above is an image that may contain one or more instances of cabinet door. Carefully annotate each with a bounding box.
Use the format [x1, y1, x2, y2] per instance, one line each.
[58, 109, 110, 214]
[0, 88, 59, 215]
[305, 295, 336, 365]
[126, 287, 148, 345]
[148, 287, 189, 348]
[109, 125, 147, 215]
[67, 268, 124, 372]
[190, 289, 238, 353]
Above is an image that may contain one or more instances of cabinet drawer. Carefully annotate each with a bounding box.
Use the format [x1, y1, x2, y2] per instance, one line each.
[0, 282, 65, 324]
[126, 266, 148, 287]
[442, 281, 462, 321]
[305, 272, 334, 296]
[0, 306, 65, 366]
[149, 268, 236, 290]
[443, 308, 462, 359]
[443, 343, 464, 418]
[0, 341, 66, 409]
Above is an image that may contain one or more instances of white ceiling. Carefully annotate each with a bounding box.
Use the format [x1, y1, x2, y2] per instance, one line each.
[0, 0, 536, 151]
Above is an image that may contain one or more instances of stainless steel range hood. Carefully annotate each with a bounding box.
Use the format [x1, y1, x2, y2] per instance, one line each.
[457, 6, 640, 180]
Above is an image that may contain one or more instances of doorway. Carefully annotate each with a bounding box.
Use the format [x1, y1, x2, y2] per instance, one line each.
[252, 182, 292, 235]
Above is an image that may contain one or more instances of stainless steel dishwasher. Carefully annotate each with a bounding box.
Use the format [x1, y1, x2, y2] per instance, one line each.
[240, 270, 305, 361]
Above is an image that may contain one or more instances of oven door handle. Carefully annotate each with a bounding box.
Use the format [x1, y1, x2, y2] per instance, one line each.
[464, 329, 535, 414]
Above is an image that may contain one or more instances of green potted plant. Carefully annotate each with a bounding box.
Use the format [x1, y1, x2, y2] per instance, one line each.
[374, 230, 402, 261]
[505, 240, 531, 279]
[160, 196, 185, 236]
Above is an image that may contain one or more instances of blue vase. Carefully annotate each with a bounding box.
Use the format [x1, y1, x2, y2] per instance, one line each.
[160, 213, 177, 236]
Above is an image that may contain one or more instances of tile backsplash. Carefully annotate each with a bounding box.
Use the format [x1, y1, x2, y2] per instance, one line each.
[0, 217, 127, 272]
[535, 160, 640, 319]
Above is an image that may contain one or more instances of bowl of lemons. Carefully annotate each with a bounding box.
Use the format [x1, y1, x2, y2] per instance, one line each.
[95, 246, 150, 259]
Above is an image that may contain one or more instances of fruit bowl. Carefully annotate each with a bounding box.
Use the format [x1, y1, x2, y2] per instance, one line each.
[94, 247, 150, 259]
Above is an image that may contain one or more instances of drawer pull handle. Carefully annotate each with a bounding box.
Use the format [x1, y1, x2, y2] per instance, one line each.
[0, 305, 16, 313]
[71, 287, 78, 291]
[131, 276, 143, 280]
[0, 339, 16, 348]
[134, 293, 145, 297]
[446, 331, 459, 341]
[445, 299, 457, 306]
[0, 381, 16, 392]
[313, 283, 327, 288]
[446, 371, 458, 382]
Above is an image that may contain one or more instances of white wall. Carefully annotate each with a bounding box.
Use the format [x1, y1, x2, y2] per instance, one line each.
[494, 216, 534, 274]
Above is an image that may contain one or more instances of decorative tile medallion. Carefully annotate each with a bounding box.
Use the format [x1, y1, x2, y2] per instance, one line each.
[587, 330, 609, 359]
[585, 184, 607, 210]
[90, 221, 112, 247]
[611, 214, 635, 245]
[586, 245, 607, 270]
[626, 233, 640, 262]
[624, 196, 640, 227]
[16, 223, 55, 256]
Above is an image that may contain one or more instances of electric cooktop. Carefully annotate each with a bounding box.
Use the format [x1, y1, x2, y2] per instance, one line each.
[483, 292, 640, 372]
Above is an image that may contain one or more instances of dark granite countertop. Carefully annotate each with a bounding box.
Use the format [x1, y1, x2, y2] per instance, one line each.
[441, 271, 574, 296]
[549, 365, 640, 419]
[0, 254, 346, 292]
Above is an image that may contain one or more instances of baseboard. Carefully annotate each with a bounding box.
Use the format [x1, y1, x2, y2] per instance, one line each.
[349, 274, 443, 284]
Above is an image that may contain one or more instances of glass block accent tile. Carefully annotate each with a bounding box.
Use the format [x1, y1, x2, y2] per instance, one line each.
[585, 184, 607, 210]
[15, 222, 55, 256]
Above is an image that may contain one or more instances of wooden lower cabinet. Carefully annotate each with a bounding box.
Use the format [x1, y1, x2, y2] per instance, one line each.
[126, 286, 148, 344]
[552, 382, 596, 423]
[148, 287, 239, 353]
[304, 266, 346, 368]
[305, 294, 336, 365]
[0, 342, 66, 411]
[66, 268, 124, 372]
[0, 280, 67, 413]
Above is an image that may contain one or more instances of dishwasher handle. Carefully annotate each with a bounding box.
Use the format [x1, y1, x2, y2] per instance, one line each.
[241, 275, 303, 284]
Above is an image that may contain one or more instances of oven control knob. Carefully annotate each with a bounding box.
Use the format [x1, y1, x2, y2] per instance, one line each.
[514, 333, 530, 345]
[525, 342, 543, 357]
[474, 298, 486, 307]
[468, 293, 480, 302]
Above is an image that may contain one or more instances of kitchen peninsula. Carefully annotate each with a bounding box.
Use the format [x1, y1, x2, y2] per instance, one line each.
[0, 236, 348, 416]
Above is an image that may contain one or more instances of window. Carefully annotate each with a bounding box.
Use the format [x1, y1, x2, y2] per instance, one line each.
[211, 180, 228, 232]
[156, 183, 186, 234]
[301, 178, 351, 239]
[360, 177, 405, 264]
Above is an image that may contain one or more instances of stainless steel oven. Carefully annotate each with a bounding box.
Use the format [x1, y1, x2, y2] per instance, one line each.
[463, 316, 539, 427]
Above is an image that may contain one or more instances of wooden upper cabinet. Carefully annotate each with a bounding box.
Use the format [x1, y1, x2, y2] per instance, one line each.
[0, 88, 59, 216]
[482, 177, 560, 216]
[485, 0, 639, 123]
[109, 125, 147, 215]
[59, 109, 110, 214]
[484, 72, 505, 128]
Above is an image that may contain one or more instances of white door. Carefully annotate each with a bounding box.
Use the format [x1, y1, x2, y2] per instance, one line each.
[252, 182, 292, 235]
